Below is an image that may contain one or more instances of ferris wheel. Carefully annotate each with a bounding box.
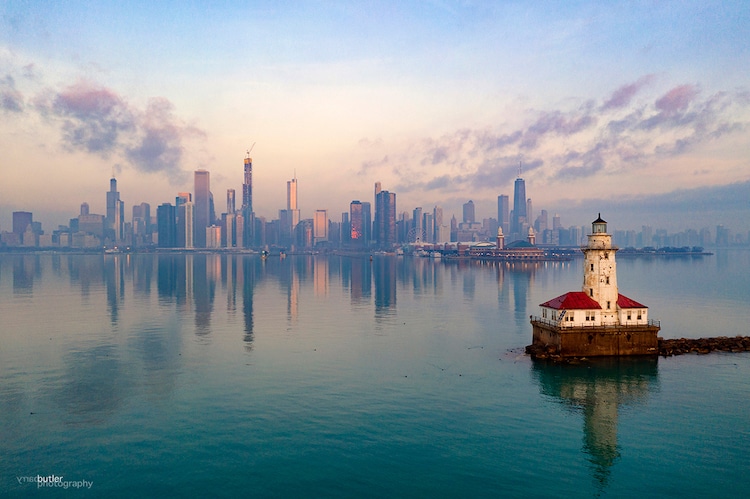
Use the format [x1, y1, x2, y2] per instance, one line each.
[407, 227, 428, 244]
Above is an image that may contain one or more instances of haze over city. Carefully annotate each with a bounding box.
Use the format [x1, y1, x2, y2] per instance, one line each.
[2, 1, 749, 233]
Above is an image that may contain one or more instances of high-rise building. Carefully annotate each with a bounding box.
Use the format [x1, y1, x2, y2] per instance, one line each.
[287, 175, 298, 211]
[552, 213, 562, 230]
[361, 202, 371, 245]
[512, 176, 527, 236]
[132, 202, 151, 245]
[497, 195, 510, 235]
[12, 211, 33, 236]
[526, 198, 533, 228]
[194, 170, 210, 248]
[423, 212, 433, 243]
[106, 176, 124, 242]
[463, 200, 475, 224]
[314, 210, 328, 245]
[227, 189, 235, 214]
[350, 201, 364, 246]
[242, 153, 252, 213]
[341, 212, 350, 245]
[375, 190, 396, 247]
[432, 206, 445, 243]
[157, 203, 177, 248]
[176, 192, 193, 248]
[241, 153, 254, 248]
[413, 207, 423, 242]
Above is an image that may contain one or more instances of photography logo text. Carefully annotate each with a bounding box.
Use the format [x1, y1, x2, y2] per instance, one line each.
[16, 474, 93, 489]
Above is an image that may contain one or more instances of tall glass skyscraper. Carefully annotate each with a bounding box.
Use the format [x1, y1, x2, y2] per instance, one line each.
[462, 200, 475, 223]
[350, 201, 363, 245]
[194, 170, 210, 248]
[497, 195, 509, 234]
[375, 190, 396, 248]
[106, 176, 124, 242]
[241, 153, 254, 248]
[242, 154, 252, 213]
[512, 177, 527, 236]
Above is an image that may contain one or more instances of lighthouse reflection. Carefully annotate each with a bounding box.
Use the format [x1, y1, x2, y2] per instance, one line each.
[531, 358, 658, 489]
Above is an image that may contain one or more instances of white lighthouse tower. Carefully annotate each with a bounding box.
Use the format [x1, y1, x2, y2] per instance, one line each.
[582, 214, 619, 325]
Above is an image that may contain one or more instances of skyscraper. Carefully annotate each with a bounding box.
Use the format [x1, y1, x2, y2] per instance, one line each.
[287, 175, 297, 210]
[433, 205, 446, 243]
[194, 170, 210, 248]
[12, 211, 33, 236]
[227, 189, 236, 214]
[157, 203, 177, 248]
[497, 195, 509, 235]
[361, 201, 371, 245]
[413, 207, 423, 242]
[375, 190, 396, 247]
[242, 154, 252, 213]
[175, 192, 194, 248]
[463, 200, 475, 224]
[106, 176, 124, 242]
[512, 176, 527, 236]
[313, 210, 328, 245]
[241, 153, 254, 247]
[350, 201, 364, 245]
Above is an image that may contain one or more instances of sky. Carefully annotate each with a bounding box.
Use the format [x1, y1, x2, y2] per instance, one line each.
[1, 0, 749, 235]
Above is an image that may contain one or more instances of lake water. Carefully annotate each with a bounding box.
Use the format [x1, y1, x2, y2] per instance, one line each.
[1, 251, 749, 497]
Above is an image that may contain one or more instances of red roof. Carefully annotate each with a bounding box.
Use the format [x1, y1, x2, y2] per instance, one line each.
[617, 294, 647, 309]
[541, 291, 648, 310]
[540, 292, 601, 310]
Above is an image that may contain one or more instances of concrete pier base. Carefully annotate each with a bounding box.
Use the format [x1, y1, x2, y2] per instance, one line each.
[529, 319, 660, 358]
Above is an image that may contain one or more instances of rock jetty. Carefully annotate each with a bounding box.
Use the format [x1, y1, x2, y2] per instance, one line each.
[657, 336, 750, 356]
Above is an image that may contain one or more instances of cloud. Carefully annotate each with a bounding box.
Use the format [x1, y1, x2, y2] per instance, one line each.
[27, 78, 205, 175]
[521, 110, 596, 149]
[0, 74, 24, 112]
[371, 77, 750, 197]
[655, 84, 698, 114]
[602, 75, 654, 110]
[126, 97, 204, 174]
[48, 80, 135, 153]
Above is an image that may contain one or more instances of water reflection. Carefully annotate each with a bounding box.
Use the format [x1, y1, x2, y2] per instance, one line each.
[531, 358, 658, 491]
[13, 254, 37, 294]
[52, 344, 128, 425]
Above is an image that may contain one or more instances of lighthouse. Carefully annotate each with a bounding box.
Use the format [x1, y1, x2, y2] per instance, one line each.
[529, 214, 660, 358]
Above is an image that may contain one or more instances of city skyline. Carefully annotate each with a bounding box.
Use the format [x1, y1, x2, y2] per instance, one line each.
[1, 2, 750, 233]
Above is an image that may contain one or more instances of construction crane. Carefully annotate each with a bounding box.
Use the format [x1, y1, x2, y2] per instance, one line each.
[246, 142, 256, 158]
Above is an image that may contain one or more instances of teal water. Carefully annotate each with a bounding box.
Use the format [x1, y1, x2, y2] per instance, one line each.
[1, 252, 749, 497]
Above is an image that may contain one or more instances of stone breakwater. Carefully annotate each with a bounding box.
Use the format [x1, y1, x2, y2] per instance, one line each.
[657, 336, 750, 356]
[526, 336, 750, 360]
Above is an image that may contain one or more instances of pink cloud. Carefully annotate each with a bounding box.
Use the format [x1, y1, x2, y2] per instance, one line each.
[655, 84, 698, 114]
[602, 74, 655, 110]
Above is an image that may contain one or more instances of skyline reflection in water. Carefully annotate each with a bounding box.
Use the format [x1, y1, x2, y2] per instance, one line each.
[1, 252, 748, 497]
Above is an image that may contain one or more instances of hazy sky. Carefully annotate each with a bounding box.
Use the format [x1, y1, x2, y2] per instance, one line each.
[2, 1, 749, 233]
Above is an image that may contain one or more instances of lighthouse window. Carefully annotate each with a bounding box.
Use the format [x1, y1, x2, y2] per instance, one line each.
[627, 311, 632, 320]
[607, 301, 611, 309]
[605, 277, 610, 284]
[604, 252, 609, 259]
[542, 309, 547, 319]
[589, 288, 593, 297]
[590, 264, 594, 271]
[637, 310, 642, 320]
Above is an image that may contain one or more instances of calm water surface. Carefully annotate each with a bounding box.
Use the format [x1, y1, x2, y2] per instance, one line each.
[1, 251, 749, 497]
